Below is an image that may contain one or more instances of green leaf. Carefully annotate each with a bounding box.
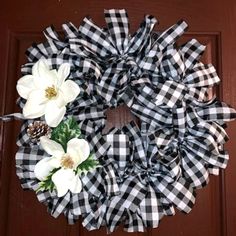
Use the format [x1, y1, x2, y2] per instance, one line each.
[76, 154, 100, 175]
[51, 117, 81, 151]
[36, 168, 60, 193]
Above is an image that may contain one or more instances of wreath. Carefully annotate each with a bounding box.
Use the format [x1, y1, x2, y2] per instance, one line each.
[1, 9, 236, 233]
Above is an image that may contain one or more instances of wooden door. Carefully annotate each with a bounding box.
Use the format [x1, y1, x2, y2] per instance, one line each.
[0, 1, 236, 236]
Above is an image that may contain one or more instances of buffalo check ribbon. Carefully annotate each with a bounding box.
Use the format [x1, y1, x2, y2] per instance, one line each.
[1, 9, 236, 233]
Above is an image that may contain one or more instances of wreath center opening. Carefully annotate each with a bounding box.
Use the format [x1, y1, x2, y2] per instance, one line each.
[103, 104, 139, 133]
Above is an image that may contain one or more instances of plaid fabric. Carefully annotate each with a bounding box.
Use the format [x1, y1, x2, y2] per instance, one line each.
[0, 113, 25, 121]
[104, 9, 129, 54]
[125, 85, 173, 131]
[196, 99, 236, 122]
[180, 39, 206, 71]
[1, 8, 236, 233]
[105, 133, 130, 178]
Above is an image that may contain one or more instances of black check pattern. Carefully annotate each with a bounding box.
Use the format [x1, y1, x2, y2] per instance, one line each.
[104, 9, 129, 54]
[180, 39, 206, 71]
[105, 133, 130, 178]
[196, 99, 236, 122]
[155, 20, 188, 51]
[1, 8, 236, 233]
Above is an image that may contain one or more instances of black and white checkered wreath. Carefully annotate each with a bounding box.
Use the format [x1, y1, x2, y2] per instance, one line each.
[2, 9, 236, 233]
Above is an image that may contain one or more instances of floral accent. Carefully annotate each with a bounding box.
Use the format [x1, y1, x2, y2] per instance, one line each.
[16, 60, 80, 127]
[34, 117, 99, 197]
[34, 136, 90, 197]
[27, 121, 51, 143]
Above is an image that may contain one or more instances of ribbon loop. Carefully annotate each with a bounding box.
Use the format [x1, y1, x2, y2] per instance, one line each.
[104, 9, 129, 54]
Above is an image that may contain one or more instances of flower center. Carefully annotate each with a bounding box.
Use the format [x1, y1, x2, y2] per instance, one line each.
[61, 154, 74, 169]
[45, 85, 57, 99]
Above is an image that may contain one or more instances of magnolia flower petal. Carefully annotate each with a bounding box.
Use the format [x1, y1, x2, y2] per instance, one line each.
[32, 60, 57, 89]
[40, 136, 65, 157]
[54, 91, 67, 108]
[60, 80, 80, 103]
[68, 174, 82, 194]
[23, 90, 47, 119]
[32, 59, 47, 77]
[16, 75, 35, 99]
[57, 63, 70, 86]
[44, 102, 66, 127]
[67, 138, 90, 166]
[34, 157, 55, 181]
[52, 168, 75, 197]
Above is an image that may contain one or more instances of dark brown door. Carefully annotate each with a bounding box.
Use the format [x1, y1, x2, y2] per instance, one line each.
[0, 1, 236, 236]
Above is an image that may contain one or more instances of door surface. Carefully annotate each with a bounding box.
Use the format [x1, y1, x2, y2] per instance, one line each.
[0, 1, 236, 236]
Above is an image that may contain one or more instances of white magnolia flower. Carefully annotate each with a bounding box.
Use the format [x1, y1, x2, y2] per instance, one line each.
[17, 60, 80, 127]
[34, 136, 90, 197]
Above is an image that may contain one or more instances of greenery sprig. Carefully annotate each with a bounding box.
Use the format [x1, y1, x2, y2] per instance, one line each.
[37, 117, 100, 193]
[51, 116, 81, 151]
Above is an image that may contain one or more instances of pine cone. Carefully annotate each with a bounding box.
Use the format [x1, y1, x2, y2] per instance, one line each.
[27, 121, 51, 143]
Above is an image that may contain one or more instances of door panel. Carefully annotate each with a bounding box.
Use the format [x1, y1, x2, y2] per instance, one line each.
[1, 1, 236, 236]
